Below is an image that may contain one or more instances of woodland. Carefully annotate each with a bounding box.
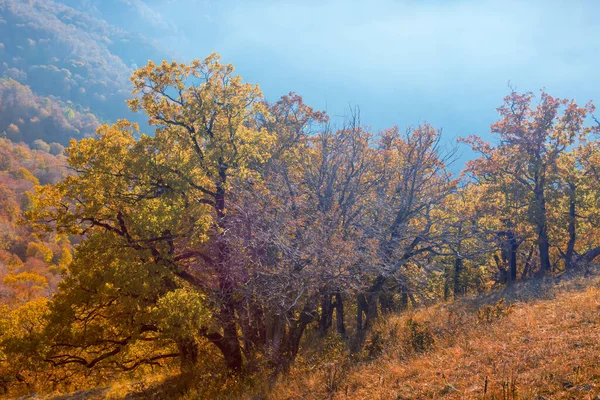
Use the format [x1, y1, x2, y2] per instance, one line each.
[2, 53, 600, 396]
[2, 1, 600, 399]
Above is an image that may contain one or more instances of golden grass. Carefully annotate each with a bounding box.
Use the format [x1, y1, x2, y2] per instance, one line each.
[260, 275, 600, 399]
[54, 273, 600, 399]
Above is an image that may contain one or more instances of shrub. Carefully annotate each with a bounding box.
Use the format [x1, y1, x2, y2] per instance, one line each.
[405, 318, 435, 353]
[11, 167, 39, 185]
[364, 329, 385, 360]
[25, 242, 53, 263]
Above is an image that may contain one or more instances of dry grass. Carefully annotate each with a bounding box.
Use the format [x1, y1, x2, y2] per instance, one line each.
[44, 271, 600, 399]
[260, 273, 600, 399]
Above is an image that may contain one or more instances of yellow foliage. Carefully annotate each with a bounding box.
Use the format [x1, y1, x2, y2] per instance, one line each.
[25, 241, 53, 262]
[11, 166, 39, 185]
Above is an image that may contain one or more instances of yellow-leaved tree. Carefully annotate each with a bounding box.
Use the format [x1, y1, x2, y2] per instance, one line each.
[26, 54, 274, 376]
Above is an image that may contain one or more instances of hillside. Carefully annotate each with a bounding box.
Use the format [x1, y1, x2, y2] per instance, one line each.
[0, 138, 72, 304]
[1, 3, 600, 400]
[21, 269, 600, 399]
[0, 0, 171, 144]
[41, 270, 598, 400]
[282, 274, 600, 400]
[0, 78, 99, 145]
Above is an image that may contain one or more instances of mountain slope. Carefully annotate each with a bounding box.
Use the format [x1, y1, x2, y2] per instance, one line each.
[0, 0, 172, 143]
[79, 271, 600, 399]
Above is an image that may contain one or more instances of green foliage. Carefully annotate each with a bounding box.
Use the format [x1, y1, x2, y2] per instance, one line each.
[63, 108, 75, 121]
[153, 288, 211, 340]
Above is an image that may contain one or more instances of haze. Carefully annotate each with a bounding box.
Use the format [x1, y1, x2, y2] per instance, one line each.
[128, 0, 600, 158]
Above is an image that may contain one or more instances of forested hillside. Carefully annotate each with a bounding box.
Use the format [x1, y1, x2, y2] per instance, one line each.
[0, 0, 170, 144]
[1, 52, 600, 398]
[0, 1, 172, 393]
[1, 2, 600, 399]
[0, 78, 99, 144]
[0, 137, 72, 308]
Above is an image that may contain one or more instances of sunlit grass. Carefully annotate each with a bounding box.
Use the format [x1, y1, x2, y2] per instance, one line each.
[89, 272, 600, 399]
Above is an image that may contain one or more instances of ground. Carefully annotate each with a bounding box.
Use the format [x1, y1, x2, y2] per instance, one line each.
[17, 270, 600, 400]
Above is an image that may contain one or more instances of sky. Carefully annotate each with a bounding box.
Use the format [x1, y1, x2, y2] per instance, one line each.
[130, 0, 600, 163]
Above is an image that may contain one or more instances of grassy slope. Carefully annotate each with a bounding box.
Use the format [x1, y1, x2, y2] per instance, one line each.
[266, 274, 600, 400]
[42, 271, 600, 400]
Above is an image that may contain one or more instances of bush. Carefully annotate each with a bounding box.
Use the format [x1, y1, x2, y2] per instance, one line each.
[406, 318, 435, 353]
[11, 167, 39, 185]
[364, 329, 385, 360]
[25, 242, 53, 263]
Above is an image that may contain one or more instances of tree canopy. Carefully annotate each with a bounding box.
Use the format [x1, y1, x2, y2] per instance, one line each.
[2, 54, 600, 396]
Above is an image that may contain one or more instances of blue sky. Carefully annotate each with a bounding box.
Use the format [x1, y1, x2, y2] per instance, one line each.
[135, 0, 599, 162]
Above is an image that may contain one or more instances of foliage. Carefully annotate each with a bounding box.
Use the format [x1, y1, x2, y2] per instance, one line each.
[2, 49, 600, 399]
[0, 138, 71, 305]
[0, 78, 99, 145]
[462, 90, 599, 280]
[405, 317, 435, 352]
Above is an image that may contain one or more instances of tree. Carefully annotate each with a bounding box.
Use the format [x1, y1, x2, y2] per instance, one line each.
[28, 54, 273, 374]
[356, 124, 457, 334]
[48, 142, 64, 156]
[31, 140, 50, 153]
[463, 90, 594, 276]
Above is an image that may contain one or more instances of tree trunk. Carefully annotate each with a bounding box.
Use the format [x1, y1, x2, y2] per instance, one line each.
[177, 337, 199, 374]
[507, 231, 518, 284]
[334, 292, 345, 335]
[522, 245, 535, 279]
[265, 312, 285, 367]
[379, 293, 394, 314]
[493, 253, 508, 284]
[364, 293, 379, 329]
[363, 275, 385, 329]
[453, 227, 464, 297]
[397, 281, 410, 311]
[356, 293, 368, 332]
[212, 169, 244, 373]
[400, 289, 409, 311]
[238, 299, 265, 359]
[284, 302, 316, 361]
[319, 294, 334, 336]
[453, 257, 463, 298]
[203, 322, 243, 373]
[576, 246, 600, 266]
[220, 305, 244, 372]
[534, 179, 552, 275]
[538, 230, 551, 275]
[565, 182, 577, 270]
[353, 294, 369, 352]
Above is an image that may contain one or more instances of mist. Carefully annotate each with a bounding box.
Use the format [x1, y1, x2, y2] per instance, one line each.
[122, 0, 600, 160]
